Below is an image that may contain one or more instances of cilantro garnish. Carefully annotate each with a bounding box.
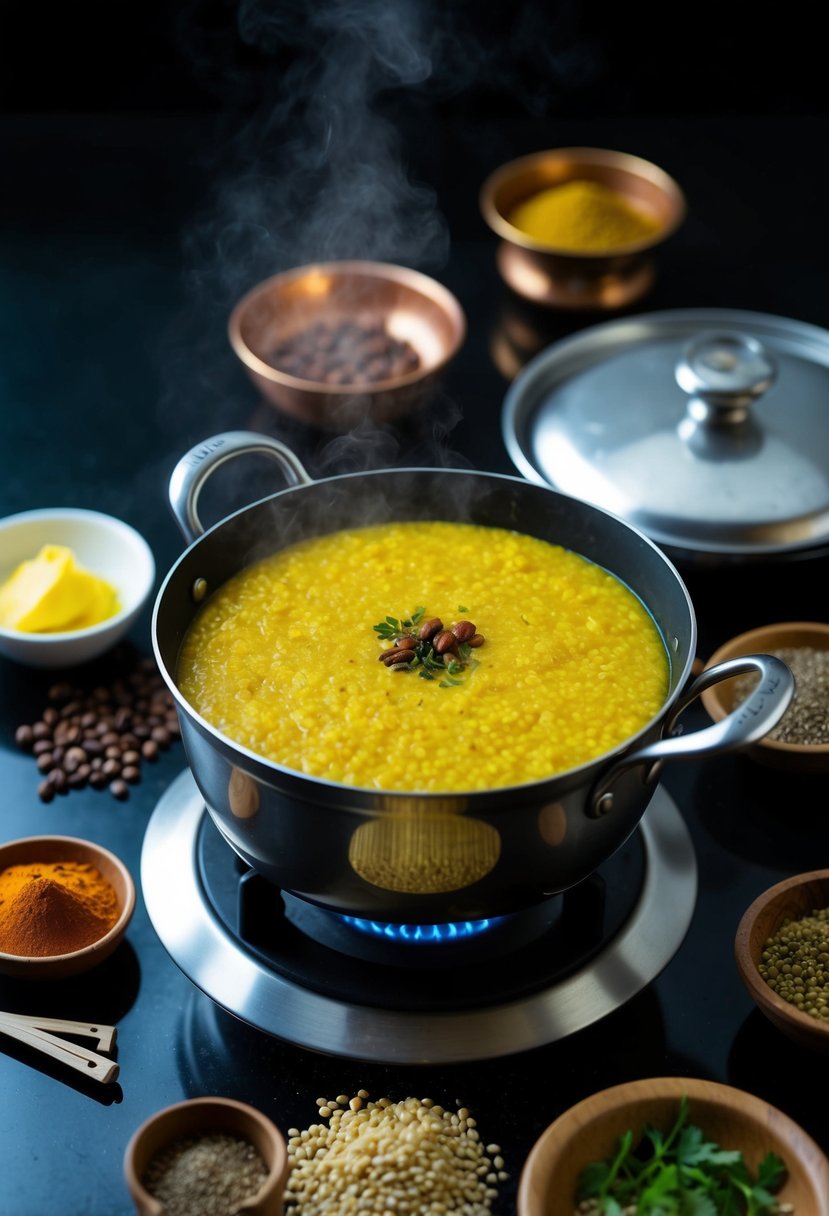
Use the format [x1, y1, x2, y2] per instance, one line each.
[576, 1095, 788, 1215]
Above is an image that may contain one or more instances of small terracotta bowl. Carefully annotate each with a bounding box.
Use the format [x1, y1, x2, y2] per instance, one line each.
[518, 1076, 829, 1216]
[228, 260, 466, 430]
[701, 621, 829, 773]
[736, 869, 829, 1053]
[0, 834, 136, 980]
[0, 507, 155, 668]
[480, 146, 686, 311]
[124, 1096, 289, 1216]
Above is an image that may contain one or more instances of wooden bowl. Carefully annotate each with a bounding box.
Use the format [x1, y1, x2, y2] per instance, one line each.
[228, 260, 466, 430]
[736, 869, 829, 1053]
[0, 834, 135, 980]
[518, 1076, 829, 1216]
[701, 621, 829, 772]
[124, 1096, 289, 1216]
[480, 147, 686, 310]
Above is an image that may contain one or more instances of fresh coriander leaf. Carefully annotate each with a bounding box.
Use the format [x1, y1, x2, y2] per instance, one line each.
[683, 1193, 719, 1216]
[576, 1160, 611, 1198]
[756, 1152, 787, 1192]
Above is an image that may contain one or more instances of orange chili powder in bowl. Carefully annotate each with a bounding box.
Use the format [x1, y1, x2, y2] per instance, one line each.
[0, 861, 119, 956]
[0, 836, 135, 979]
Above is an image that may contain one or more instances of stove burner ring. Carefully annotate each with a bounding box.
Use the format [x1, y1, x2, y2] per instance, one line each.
[277, 891, 559, 966]
[342, 915, 501, 940]
[141, 770, 697, 1064]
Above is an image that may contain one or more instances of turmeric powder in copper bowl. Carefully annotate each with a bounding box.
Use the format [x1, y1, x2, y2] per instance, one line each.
[480, 147, 686, 311]
[0, 834, 135, 979]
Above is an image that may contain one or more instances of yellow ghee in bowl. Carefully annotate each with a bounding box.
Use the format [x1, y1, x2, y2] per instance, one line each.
[176, 520, 669, 793]
[0, 544, 119, 634]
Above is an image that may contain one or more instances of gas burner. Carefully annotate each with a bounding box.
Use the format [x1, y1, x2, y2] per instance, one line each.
[141, 770, 697, 1064]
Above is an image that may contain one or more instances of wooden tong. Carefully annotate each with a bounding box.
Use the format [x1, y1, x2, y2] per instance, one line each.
[0, 1011, 119, 1084]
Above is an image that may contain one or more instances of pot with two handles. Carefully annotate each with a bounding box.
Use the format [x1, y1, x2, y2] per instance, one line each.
[152, 431, 793, 922]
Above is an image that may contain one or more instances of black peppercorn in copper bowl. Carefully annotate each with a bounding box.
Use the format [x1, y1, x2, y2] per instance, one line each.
[228, 260, 466, 430]
[700, 621, 829, 773]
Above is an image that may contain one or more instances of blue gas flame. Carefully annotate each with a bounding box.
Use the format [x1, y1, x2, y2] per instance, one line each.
[340, 915, 505, 943]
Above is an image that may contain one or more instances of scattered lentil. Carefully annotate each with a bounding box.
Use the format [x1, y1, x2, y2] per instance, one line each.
[14, 650, 181, 802]
[284, 1091, 508, 1216]
[141, 1131, 268, 1216]
[759, 905, 829, 1020]
[732, 646, 829, 745]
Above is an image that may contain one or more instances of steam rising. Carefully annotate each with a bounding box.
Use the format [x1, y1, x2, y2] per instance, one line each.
[157, 0, 600, 486]
[186, 0, 449, 311]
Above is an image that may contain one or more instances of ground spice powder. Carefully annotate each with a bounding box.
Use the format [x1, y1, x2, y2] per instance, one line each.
[733, 645, 829, 745]
[0, 860, 119, 956]
[508, 179, 662, 251]
[141, 1132, 268, 1216]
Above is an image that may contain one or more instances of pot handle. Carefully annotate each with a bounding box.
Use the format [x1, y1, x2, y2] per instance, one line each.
[168, 431, 313, 543]
[588, 654, 794, 818]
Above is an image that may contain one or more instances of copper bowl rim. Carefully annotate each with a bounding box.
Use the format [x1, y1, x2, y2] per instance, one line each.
[480, 145, 688, 257]
[228, 259, 467, 395]
[701, 620, 829, 759]
[0, 833, 136, 971]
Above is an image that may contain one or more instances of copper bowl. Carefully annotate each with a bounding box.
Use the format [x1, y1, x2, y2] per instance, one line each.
[735, 869, 829, 1053]
[480, 147, 686, 311]
[518, 1076, 829, 1216]
[701, 621, 829, 773]
[228, 260, 466, 430]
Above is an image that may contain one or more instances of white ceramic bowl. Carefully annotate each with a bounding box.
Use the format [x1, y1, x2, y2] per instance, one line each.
[0, 508, 155, 668]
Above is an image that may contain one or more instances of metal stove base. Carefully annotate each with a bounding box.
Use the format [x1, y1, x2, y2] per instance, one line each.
[141, 769, 697, 1065]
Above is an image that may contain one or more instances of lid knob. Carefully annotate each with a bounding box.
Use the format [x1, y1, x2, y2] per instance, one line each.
[675, 331, 776, 426]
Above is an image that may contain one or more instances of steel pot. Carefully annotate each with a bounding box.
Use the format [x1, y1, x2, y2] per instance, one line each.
[152, 431, 793, 921]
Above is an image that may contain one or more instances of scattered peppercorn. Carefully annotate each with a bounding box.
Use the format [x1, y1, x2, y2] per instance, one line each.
[759, 906, 829, 1020]
[14, 651, 181, 802]
[285, 1091, 508, 1216]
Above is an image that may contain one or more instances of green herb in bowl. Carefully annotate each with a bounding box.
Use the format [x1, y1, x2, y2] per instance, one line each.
[576, 1095, 789, 1215]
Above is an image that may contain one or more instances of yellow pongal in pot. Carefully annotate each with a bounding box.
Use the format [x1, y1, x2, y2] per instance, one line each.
[176, 520, 669, 792]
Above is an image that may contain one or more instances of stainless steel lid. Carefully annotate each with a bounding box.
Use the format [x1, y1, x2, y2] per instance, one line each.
[502, 308, 829, 561]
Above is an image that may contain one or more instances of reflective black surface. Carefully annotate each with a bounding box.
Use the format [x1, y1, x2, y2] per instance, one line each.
[2, 86, 829, 1216]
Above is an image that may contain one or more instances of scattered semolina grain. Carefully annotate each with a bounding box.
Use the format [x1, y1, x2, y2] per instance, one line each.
[284, 1092, 508, 1215]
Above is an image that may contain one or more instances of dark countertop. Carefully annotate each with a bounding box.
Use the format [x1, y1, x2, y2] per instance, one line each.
[1, 105, 829, 1215]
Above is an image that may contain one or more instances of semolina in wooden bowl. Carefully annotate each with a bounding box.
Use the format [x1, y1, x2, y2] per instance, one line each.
[124, 1096, 289, 1216]
[517, 1076, 829, 1216]
[701, 621, 829, 773]
[228, 260, 466, 430]
[735, 869, 829, 1053]
[0, 834, 136, 980]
